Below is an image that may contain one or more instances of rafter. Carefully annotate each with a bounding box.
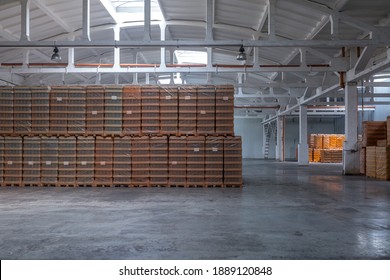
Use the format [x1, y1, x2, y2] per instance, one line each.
[31, 0, 74, 32]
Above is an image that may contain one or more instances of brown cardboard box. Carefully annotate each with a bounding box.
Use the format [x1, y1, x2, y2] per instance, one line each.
[178, 86, 197, 135]
[94, 136, 113, 186]
[197, 85, 215, 135]
[366, 146, 376, 178]
[22, 137, 41, 185]
[58, 136, 77, 186]
[160, 86, 178, 135]
[169, 136, 187, 186]
[122, 86, 141, 135]
[14, 86, 32, 135]
[4, 137, 23, 185]
[67, 86, 86, 135]
[0, 86, 13, 134]
[131, 136, 150, 186]
[113, 136, 132, 186]
[141, 86, 159, 135]
[187, 136, 205, 186]
[76, 136, 95, 185]
[31, 86, 50, 135]
[224, 136, 242, 187]
[86, 86, 104, 135]
[375, 146, 390, 180]
[362, 121, 386, 147]
[205, 136, 224, 186]
[150, 136, 168, 186]
[50, 86, 68, 135]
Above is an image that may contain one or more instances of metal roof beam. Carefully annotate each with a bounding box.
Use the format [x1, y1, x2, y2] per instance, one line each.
[31, 0, 74, 32]
[0, 38, 387, 48]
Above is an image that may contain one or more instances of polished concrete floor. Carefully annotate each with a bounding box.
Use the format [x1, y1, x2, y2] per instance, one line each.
[0, 159, 389, 260]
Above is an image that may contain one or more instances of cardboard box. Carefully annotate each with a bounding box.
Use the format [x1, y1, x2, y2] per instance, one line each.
[366, 146, 376, 178]
[0, 86, 13, 134]
[375, 147, 390, 180]
[122, 86, 141, 135]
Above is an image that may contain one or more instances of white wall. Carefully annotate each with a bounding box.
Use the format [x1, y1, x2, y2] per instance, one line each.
[234, 118, 263, 159]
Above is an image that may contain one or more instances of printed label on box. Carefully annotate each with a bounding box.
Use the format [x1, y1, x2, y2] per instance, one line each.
[165, 95, 172, 100]
[63, 161, 69, 166]
[223, 96, 229, 101]
[100, 161, 106, 166]
[56, 97, 62, 102]
[212, 147, 218, 152]
[81, 161, 87, 166]
[185, 96, 191, 100]
[126, 110, 132, 115]
[46, 161, 51, 165]
[7, 161, 13, 165]
[28, 161, 34, 165]
[92, 111, 98, 115]
[200, 110, 206, 115]
[194, 148, 200, 152]
[111, 95, 118, 100]
[171, 161, 177, 165]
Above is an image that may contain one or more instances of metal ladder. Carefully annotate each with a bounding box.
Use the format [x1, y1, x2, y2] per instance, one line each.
[264, 122, 277, 159]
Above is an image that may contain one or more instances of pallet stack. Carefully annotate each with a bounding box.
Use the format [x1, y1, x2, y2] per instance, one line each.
[387, 116, 390, 146]
[197, 85, 215, 135]
[169, 136, 187, 186]
[14, 86, 32, 135]
[141, 86, 160, 135]
[0, 137, 3, 186]
[308, 134, 344, 163]
[31, 86, 50, 135]
[122, 86, 141, 135]
[0, 87, 13, 134]
[4, 137, 23, 186]
[67, 86, 86, 135]
[76, 136, 95, 185]
[160, 86, 178, 135]
[224, 136, 243, 187]
[40, 137, 58, 185]
[50, 86, 67, 135]
[0, 85, 243, 187]
[113, 136, 132, 186]
[215, 85, 234, 135]
[58, 137, 77, 187]
[131, 136, 150, 186]
[150, 136, 168, 186]
[22, 137, 41, 186]
[360, 120, 390, 180]
[105, 86, 122, 136]
[205, 136, 224, 186]
[86, 86, 104, 135]
[178, 86, 197, 135]
[187, 136, 205, 187]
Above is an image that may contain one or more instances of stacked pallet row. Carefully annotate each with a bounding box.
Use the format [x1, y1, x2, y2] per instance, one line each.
[142, 86, 160, 135]
[0, 85, 242, 187]
[308, 134, 345, 163]
[361, 120, 390, 180]
[122, 86, 141, 135]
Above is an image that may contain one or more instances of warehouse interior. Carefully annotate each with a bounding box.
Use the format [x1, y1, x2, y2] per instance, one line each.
[0, 0, 390, 259]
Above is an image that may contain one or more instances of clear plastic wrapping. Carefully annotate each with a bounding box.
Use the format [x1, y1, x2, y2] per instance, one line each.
[186, 136, 205, 186]
[223, 136, 242, 186]
[67, 86, 86, 135]
[58, 136, 77, 186]
[94, 136, 113, 186]
[13, 86, 32, 135]
[141, 85, 160, 135]
[169, 136, 187, 186]
[197, 85, 215, 135]
[113, 136, 132, 185]
[40, 137, 58, 185]
[150, 136, 168, 186]
[160, 86, 178, 135]
[205, 136, 224, 186]
[375, 147, 390, 180]
[131, 136, 150, 186]
[122, 86, 141, 136]
[31, 86, 50, 135]
[50, 86, 68, 135]
[86, 86, 104, 135]
[0, 86, 14, 134]
[215, 85, 234, 135]
[76, 136, 95, 185]
[178, 86, 197, 135]
[104, 86, 122, 136]
[4, 137, 23, 185]
[22, 137, 41, 185]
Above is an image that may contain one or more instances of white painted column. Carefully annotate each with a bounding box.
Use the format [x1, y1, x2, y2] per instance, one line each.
[114, 26, 120, 68]
[343, 82, 360, 175]
[82, 0, 91, 41]
[206, 0, 214, 41]
[276, 116, 284, 161]
[20, 0, 30, 41]
[144, 0, 151, 41]
[160, 23, 166, 69]
[298, 104, 309, 165]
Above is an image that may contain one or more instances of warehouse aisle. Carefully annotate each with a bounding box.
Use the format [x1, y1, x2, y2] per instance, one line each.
[0, 159, 389, 260]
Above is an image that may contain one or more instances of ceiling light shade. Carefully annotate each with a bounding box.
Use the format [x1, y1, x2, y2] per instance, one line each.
[51, 46, 61, 61]
[236, 45, 246, 61]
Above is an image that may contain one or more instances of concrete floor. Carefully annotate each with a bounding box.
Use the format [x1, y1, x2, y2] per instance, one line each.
[0, 159, 389, 260]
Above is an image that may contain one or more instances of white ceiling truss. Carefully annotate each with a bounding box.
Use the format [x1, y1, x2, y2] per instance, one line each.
[0, 0, 390, 119]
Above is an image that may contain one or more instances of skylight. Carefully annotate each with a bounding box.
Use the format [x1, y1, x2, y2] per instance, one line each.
[110, 0, 164, 22]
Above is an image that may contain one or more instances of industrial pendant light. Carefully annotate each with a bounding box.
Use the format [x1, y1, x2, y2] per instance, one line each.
[51, 46, 61, 61]
[236, 45, 246, 61]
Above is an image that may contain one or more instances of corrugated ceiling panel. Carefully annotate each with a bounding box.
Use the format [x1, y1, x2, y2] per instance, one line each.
[158, 0, 206, 21]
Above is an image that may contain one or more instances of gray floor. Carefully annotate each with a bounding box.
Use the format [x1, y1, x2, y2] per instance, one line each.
[0, 159, 389, 260]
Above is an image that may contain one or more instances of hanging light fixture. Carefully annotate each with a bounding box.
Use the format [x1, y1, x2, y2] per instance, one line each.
[236, 45, 246, 61]
[51, 46, 61, 61]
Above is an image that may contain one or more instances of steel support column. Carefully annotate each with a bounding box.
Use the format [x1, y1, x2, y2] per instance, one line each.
[298, 104, 309, 165]
[20, 0, 30, 41]
[82, 0, 91, 41]
[343, 82, 360, 175]
[276, 116, 284, 161]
